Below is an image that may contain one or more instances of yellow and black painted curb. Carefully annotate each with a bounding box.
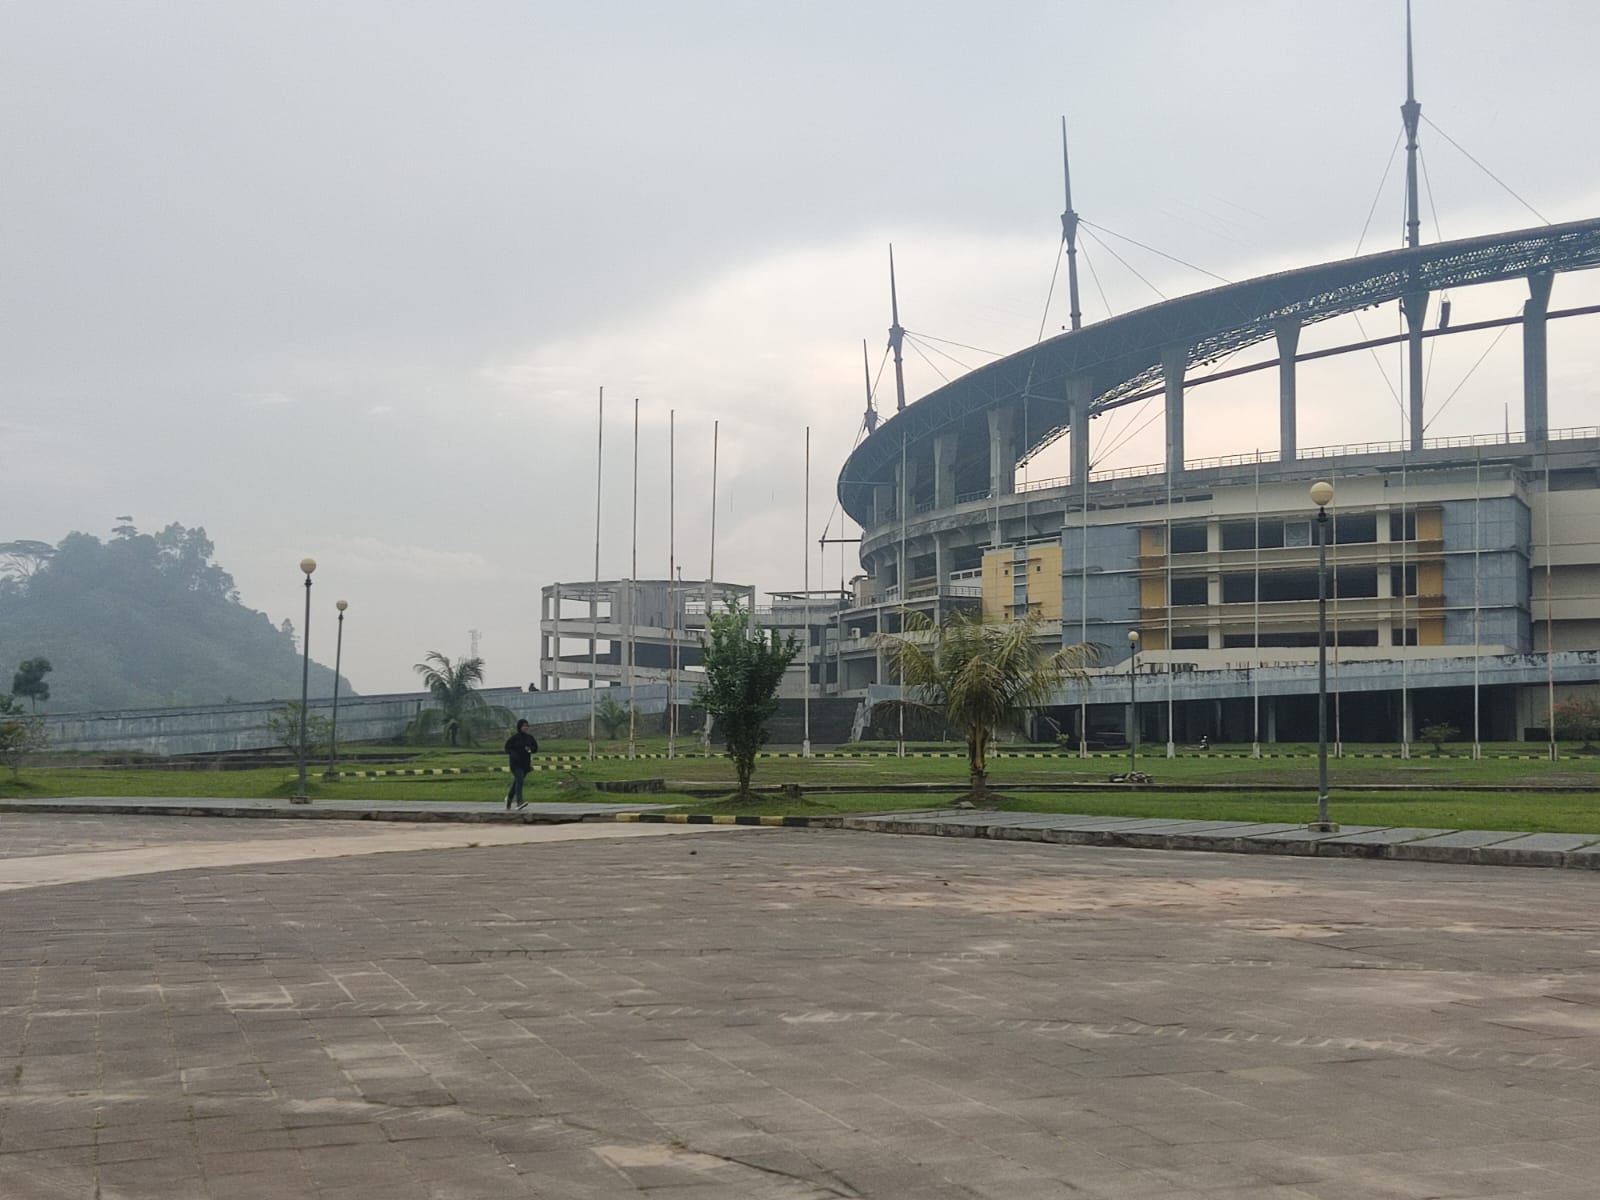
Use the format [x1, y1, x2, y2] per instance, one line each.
[605, 812, 824, 827]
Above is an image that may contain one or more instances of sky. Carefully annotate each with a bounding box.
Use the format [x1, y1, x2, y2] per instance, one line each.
[5, 1, 1600, 696]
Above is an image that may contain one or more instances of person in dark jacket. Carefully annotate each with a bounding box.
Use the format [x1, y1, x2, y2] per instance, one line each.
[503, 719, 539, 809]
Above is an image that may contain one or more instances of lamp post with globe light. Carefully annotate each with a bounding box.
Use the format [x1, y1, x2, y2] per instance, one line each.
[1127, 629, 1140, 778]
[326, 599, 348, 780]
[1309, 481, 1338, 831]
[293, 557, 316, 804]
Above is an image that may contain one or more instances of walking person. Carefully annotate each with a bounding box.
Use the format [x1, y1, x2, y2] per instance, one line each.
[504, 719, 539, 810]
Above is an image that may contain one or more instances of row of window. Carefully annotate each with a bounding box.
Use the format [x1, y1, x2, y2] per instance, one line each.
[1167, 512, 1420, 554]
[1167, 628, 1419, 650]
[1167, 566, 1421, 606]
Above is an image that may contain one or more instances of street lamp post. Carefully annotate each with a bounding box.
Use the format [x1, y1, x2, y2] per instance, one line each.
[293, 557, 317, 804]
[1127, 629, 1140, 778]
[1309, 481, 1338, 831]
[326, 599, 348, 780]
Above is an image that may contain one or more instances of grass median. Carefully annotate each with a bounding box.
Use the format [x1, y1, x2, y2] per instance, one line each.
[4, 736, 1598, 833]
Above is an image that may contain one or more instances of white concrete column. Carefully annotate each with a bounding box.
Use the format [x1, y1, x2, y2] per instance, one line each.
[1523, 271, 1554, 443]
[1161, 344, 1188, 474]
[933, 432, 959, 508]
[1066, 373, 1093, 486]
[988, 407, 1016, 498]
[1275, 319, 1300, 462]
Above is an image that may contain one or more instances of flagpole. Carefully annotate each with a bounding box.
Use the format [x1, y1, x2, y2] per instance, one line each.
[627, 397, 639, 760]
[668, 409, 677, 759]
[589, 386, 604, 762]
[803, 425, 812, 758]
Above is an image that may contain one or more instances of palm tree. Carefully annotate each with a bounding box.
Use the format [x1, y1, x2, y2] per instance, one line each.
[879, 611, 1094, 801]
[409, 651, 515, 746]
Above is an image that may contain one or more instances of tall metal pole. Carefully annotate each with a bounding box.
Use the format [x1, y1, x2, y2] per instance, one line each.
[628, 396, 639, 760]
[589, 387, 603, 761]
[1061, 116, 1083, 332]
[703, 420, 718, 752]
[888, 246, 907, 413]
[1545, 451, 1557, 761]
[293, 557, 316, 803]
[1401, 0, 1428, 452]
[1310, 481, 1336, 830]
[327, 600, 347, 777]
[803, 425, 812, 758]
[1473, 446, 1482, 757]
[898, 427, 907, 758]
[1128, 630, 1139, 778]
[668, 409, 677, 759]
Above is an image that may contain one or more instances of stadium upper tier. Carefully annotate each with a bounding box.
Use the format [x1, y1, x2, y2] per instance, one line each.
[837, 216, 1600, 527]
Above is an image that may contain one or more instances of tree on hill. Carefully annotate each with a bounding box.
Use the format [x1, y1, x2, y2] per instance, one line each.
[0, 521, 353, 710]
[408, 652, 514, 746]
[878, 611, 1094, 801]
[11, 658, 51, 712]
[694, 605, 800, 798]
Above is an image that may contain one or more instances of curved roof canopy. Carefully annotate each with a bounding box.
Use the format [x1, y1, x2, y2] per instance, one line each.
[838, 217, 1600, 525]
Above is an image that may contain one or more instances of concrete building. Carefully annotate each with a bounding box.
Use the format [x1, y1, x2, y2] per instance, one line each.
[538, 579, 849, 701]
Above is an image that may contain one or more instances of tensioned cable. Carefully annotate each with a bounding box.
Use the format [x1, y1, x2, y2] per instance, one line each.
[1354, 130, 1403, 256]
[904, 330, 1004, 358]
[1077, 236, 1115, 319]
[1422, 115, 1549, 225]
[904, 332, 975, 374]
[1422, 322, 1512, 433]
[905, 336, 950, 383]
[1419, 144, 1445, 392]
[1079, 219, 1231, 285]
[1036, 242, 1066, 342]
[1080, 227, 1166, 301]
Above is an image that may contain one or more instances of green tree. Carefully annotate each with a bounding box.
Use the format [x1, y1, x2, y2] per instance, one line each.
[1419, 720, 1459, 754]
[878, 611, 1094, 800]
[11, 657, 51, 712]
[408, 651, 515, 746]
[595, 694, 629, 739]
[0, 693, 47, 779]
[266, 701, 333, 757]
[693, 605, 800, 797]
[1553, 697, 1600, 751]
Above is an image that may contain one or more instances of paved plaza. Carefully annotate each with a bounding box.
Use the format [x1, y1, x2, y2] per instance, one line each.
[1, 816, 1598, 1199]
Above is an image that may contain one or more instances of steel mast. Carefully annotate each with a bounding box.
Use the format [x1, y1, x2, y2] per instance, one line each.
[1061, 117, 1083, 332]
[887, 245, 907, 413]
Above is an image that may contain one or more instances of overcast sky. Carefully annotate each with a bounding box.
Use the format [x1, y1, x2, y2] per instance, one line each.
[5, 1, 1599, 697]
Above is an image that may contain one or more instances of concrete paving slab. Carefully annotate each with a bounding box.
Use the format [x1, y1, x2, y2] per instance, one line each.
[0, 796, 671, 822]
[2, 816, 1599, 1198]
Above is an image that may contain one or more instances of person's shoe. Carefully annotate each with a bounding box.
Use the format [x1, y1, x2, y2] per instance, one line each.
[516, 801, 528, 810]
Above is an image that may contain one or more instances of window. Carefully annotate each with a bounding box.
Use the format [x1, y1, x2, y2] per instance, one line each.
[1170, 524, 1208, 554]
[1393, 625, 1419, 646]
[1259, 571, 1318, 602]
[1222, 574, 1255, 604]
[1334, 567, 1378, 599]
[1390, 511, 1417, 541]
[1170, 577, 1208, 606]
[1333, 513, 1377, 544]
[1389, 565, 1418, 597]
[1171, 635, 1209, 650]
[1284, 521, 1312, 548]
[1220, 522, 1256, 551]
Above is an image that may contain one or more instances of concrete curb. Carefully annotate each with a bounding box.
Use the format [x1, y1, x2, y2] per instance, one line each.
[832, 810, 1600, 871]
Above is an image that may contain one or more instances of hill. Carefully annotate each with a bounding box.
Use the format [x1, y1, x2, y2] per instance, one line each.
[0, 523, 353, 713]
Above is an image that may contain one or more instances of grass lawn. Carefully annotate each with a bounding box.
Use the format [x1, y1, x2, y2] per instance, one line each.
[3, 737, 1598, 834]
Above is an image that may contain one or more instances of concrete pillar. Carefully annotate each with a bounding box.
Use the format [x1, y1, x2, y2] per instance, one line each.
[933, 534, 947, 596]
[1161, 344, 1187, 474]
[987, 407, 1016, 497]
[1274, 319, 1300, 462]
[1401, 289, 1429, 452]
[1265, 697, 1278, 744]
[933, 432, 958, 508]
[1523, 271, 1554, 443]
[1066, 373, 1093, 486]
